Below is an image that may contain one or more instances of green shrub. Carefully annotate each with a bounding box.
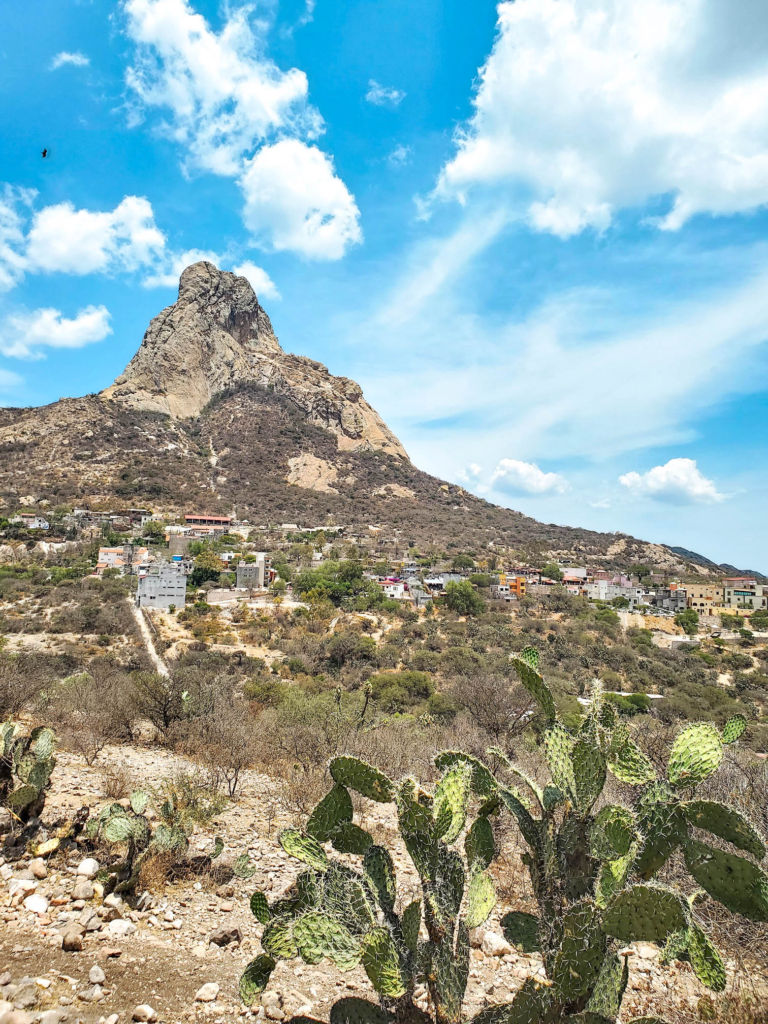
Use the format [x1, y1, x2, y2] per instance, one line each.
[366, 670, 434, 713]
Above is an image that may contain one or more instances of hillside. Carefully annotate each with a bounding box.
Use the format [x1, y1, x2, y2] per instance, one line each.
[0, 262, 717, 571]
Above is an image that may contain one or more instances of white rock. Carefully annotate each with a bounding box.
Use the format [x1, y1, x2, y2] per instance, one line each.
[89, 965, 106, 985]
[481, 931, 513, 957]
[23, 893, 50, 915]
[77, 858, 99, 879]
[29, 858, 48, 879]
[195, 983, 220, 1002]
[132, 1005, 157, 1022]
[106, 919, 136, 937]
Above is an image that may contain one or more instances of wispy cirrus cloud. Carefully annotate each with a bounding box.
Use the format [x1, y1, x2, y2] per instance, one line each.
[365, 80, 405, 108]
[50, 51, 90, 70]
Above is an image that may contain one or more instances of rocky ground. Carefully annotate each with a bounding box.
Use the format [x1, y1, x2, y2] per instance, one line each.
[1, 744, 766, 1024]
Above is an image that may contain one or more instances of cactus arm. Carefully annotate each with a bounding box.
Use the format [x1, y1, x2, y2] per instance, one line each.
[239, 954, 276, 1005]
[684, 839, 768, 921]
[511, 647, 557, 722]
[603, 884, 688, 943]
[667, 723, 723, 788]
[682, 800, 766, 859]
[307, 783, 354, 842]
[329, 757, 395, 803]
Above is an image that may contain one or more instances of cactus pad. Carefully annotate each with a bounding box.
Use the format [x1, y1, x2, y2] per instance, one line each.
[262, 916, 298, 959]
[571, 740, 606, 811]
[603, 885, 687, 943]
[279, 828, 329, 872]
[465, 815, 495, 871]
[635, 783, 687, 879]
[684, 839, 768, 921]
[360, 927, 408, 998]
[329, 821, 374, 856]
[551, 900, 605, 999]
[329, 998, 390, 1024]
[401, 899, 421, 954]
[250, 890, 271, 924]
[606, 737, 656, 785]
[683, 800, 765, 859]
[667, 723, 723, 788]
[433, 763, 471, 842]
[512, 648, 557, 721]
[500, 911, 540, 952]
[329, 757, 394, 803]
[434, 750, 497, 797]
[590, 805, 634, 860]
[130, 790, 149, 815]
[687, 922, 726, 992]
[307, 784, 353, 842]
[544, 723, 576, 795]
[585, 952, 628, 1019]
[363, 844, 396, 913]
[465, 869, 495, 928]
[293, 912, 361, 970]
[239, 954, 276, 1005]
[721, 714, 747, 744]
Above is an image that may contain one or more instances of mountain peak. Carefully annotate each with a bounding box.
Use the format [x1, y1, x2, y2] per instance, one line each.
[100, 261, 407, 457]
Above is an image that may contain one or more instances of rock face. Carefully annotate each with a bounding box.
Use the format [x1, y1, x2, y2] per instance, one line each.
[101, 262, 406, 458]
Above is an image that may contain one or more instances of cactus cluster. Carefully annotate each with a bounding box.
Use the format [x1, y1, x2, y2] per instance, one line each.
[0, 721, 56, 826]
[241, 755, 498, 1024]
[86, 788, 189, 893]
[239, 649, 767, 1024]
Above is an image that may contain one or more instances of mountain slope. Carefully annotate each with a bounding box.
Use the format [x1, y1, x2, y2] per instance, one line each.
[0, 262, 721, 572]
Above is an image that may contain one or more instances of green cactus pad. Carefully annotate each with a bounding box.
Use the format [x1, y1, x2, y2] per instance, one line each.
[401, 899, 421, 954]
[551, 900, 605, 999]
[307, 784, 354, 842]
[30, 727, 55, 761]
[683, 800, 766, 859]
[624, 1019, 670, 1024]
[330, 822, 374, 856]
[262, 915, 298, 960]
[434, 751, 497, 797]
[721, 714, 747, 744]
[606, 737, 656, 785]
[603, 884, 687, 943]
[684, 839, 768, 921]
[470, 979, 554, 1024]
[432, 921, 470, 1023]
[6, 784, 39, 809]
[465, 815, 495, 871]
[433, 846, 466, 922]
[687, 922, 726, 992]
[667, 723, 723, 788]
[361, 927, 408, 998]
[512, 648, 557, 721]
[329, 998, 391, 1024]
[499, 786, 541, 851]
[129, 790, 149, 815]
[585, 952, 628, 1019]
[321, 864, 376, 934]
[293, 912, 361, 970]
[433, 763, 472, 842]
[152, 823, 187, 853]
[636, 783, 687, 879]
[279, 829, 329, 872]
[500, 911, 540, 952]
[595, 842, 637, 909]
[363, 845, 396, 913]
[543, 722, 576, 796]
[103, 813, 140, 843]
[465, 869, 495, 928]
[329, 757, 394, 803]
[571, 739, 606, 811]
[250, 890, 271, 924]
[590, 805, 635, 860]
[239, 953, 276, 1005]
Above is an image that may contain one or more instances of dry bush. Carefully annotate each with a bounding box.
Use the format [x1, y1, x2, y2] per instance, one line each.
[137, 849, 177, 892]
[99, 764, 132, 800]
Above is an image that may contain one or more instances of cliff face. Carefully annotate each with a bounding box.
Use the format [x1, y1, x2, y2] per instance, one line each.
[100, 262, 406, 459]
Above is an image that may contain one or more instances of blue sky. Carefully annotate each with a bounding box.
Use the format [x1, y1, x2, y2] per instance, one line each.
[1, 0, 767, 571]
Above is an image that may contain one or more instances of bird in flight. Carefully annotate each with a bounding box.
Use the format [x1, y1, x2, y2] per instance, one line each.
[41, 148, 48, 158]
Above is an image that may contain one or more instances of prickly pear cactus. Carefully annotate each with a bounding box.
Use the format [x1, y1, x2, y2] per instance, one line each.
[469, 656, 768, 1023]
[240, 756, 498, 1024]
[0, 721, 57, 825]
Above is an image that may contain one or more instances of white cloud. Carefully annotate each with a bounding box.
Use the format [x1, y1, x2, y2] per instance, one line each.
[142, 247, 220, 288]
[50, 52, 90, 70]
[388, 144, 412, 168]
[1, 306, 112, 359]
[491, 459, 569, 495]
[619, 458, 725, 504]
[232, 261, 280, 301]
[0, 187, 33, 291]
[436, 0, 768, 235]
[122, 0, 360, 259]
[365, 80, 405, 108]
[26, 196, 166, 275]
[239, 140, 362, 260]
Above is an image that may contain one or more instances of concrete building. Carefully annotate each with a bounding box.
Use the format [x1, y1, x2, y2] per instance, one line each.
[723, 578, 768, 610]
[686, 584, 724, 613]
[96, 545, 150, 577]
[10, 513, 49, 530]
[185, 513, 232, 528]
[136, 563, 187, 610]
[648, 588, 687, 614]
[585, 581, 644, 609]
[236, 555, 268, 590]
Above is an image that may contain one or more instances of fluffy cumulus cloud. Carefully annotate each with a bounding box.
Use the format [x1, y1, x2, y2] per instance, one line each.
[619, 458, 725, 504]
[25, 196, 166, 275]
[491, 458, 569, 495]
[365, 80, 405, 108]
[232, 261, 280, 301]
[1, 306, 112, 359]
[122, 0, 360, 258]
[239, 140, 362, 260]
[50, 51, 90, 70]
[436, 0, 768, 236]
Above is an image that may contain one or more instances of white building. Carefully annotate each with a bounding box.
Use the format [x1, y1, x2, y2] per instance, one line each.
[136, 563, 187, 610]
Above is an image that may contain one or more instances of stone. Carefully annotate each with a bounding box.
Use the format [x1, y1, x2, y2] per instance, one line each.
[132, 1005, 157, 1022]
[10, 982, 38, 1009]
[209, 925, 241, 947]
[22, 893, 49, 915]
[76, 859, 99, 879]
[88, 966, 106, 985]
[481, 931, 513, 958]
[103, 894, 122, 909]
[106, 919, 136, 938]
[72, 880, 94, 902]
[28, 859, 47, 880]
[61, 927, 85, 952]
[194, 983, 219, 1003]
[1, 1011, 35, 1024]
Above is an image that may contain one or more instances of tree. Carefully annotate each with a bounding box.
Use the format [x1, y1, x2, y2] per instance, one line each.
[675, 607, 699, 636]
[443, 580, 485, 616]
[541, 561, 563, 581]
[451, 553, 475, 571]
[142, 520, 165, 541]
[189, 547, 223, 588]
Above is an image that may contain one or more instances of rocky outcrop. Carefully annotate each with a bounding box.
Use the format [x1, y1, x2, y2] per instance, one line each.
[101, 262, 407, 459]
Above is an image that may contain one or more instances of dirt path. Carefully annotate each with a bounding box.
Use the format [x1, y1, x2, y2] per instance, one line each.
[130, 601, 169, 677]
